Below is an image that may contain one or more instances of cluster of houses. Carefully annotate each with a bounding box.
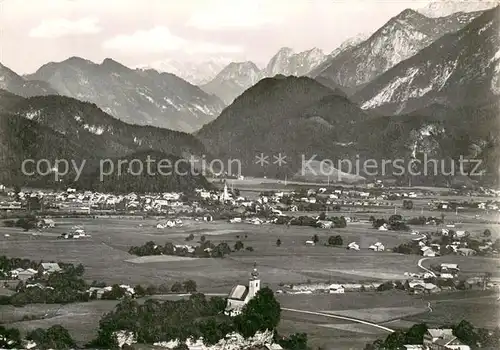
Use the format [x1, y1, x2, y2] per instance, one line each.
[7, 263, 62, 282]
[196, 184, 428, 213]
[413, 228, 498, 258]
[255, 187, 422, 210]
[2, 181, 499, 220]
[156, 219, 184, 229]
[430, 198, 500, 213]
[58, 226, 90, 239]
[277, 282, 374, 294]
[404, 328, 470, 350]
[0, 188, 193, 214]
[86, 284, 135, 299]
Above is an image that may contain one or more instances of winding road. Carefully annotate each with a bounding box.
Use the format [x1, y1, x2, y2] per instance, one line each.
[417, 257, 437, 277]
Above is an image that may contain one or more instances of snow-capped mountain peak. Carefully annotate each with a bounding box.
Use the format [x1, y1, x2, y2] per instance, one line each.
[135, 58, 229, 85]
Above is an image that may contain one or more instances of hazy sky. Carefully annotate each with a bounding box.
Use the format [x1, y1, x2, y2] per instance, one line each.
[0, 0, 436, 74]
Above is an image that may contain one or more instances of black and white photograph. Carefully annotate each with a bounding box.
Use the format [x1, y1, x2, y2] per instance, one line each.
[0, 0, 499, 349]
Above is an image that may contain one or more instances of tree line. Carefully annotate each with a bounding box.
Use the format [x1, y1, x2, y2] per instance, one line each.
[128, 239, 248, 258]
[88, 288, 287, 349]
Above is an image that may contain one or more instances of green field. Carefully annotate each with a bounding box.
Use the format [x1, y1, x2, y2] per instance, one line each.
[0, 218, 424, 290]
[401, 291, 500, 329]
[0, 215, 498, 349]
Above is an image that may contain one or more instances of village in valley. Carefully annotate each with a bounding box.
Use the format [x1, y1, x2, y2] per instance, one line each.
[0, 177, 499, 349]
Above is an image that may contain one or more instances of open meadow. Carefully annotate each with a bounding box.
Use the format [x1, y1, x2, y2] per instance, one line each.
[0, 218, 423, 290]
[0, 212, 498, 349]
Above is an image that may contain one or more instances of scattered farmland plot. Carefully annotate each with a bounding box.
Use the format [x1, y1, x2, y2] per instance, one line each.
[322, 306, 426, 323]
[0, 300, 118, 343]
[1, 215, 497, 348]
[277, 291, 426, 312]
[278, 316, 384, 350]
[0, 218, 421, 290]
[403, 291, 500, 329]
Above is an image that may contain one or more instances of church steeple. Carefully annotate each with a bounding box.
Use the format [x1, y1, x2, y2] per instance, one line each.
[248, 262, 261, 299]
[251, 262, 259, 280]
[221, 180, 229, 202]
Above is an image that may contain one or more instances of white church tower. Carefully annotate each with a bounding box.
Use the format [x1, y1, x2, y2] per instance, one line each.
[248, 262, 261, 299]
[225, 262, 262, 316]
[220, 180, 230, 202]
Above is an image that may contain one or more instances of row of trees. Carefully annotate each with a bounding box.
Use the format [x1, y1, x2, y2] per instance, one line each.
[370, 214, 410, 231]
[0, 258, 90, 306]
[274, 214, 347, 228]
[2, 288, 307, 349]
[128, 240, 234, 258]
[0, 324, 75, 350]
[406, 215, 443, 225]
[3, 215, 39, 231]
[1, 267, 89, 306]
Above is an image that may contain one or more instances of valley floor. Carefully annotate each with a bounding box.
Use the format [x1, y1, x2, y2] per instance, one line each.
[0, 216, 498, 349]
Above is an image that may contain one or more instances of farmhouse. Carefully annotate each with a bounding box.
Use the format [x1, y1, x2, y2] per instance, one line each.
[10, 268, 38, 281]
[40, 263, 62, 274]
[347, 242, 360, 251]
[378, 224, 388, 231]
[440, 263, 460, 276]
[421, 246, 437, 257]
[328, 284, 345, 294]
[369, 242, 385, 251]
[456, 248, 475, 256]
[423, 329, 470, 350]
[225, 264, 261, 316]
[317, 220, 334, 229]
[37, 218, 55, 228]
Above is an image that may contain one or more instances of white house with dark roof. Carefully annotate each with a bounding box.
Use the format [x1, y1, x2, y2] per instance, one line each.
[40, 263, 61, 274]
[423, 328, 470, 349]
[225, 263, 261, 316]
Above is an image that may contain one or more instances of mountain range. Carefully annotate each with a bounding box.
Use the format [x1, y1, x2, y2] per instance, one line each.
[1, 6, 499, 189]
[0, 63, 58, 98]
[309, 9, 484, 94]
[199, 47, 332, 105]
[24, 57, 225, 133]
[197, 7, 500, 184]
[354, 6, 500, 115]
[136, 58, 230, 85]
[198, 8, 486, 103]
